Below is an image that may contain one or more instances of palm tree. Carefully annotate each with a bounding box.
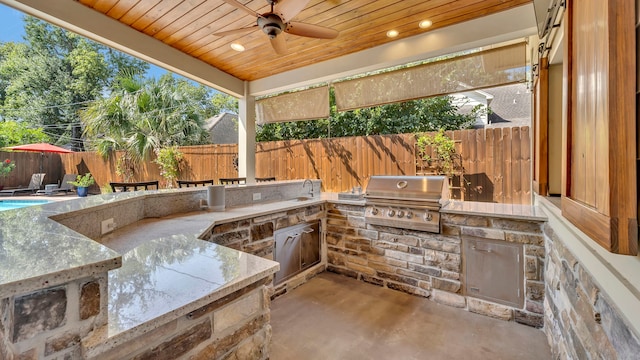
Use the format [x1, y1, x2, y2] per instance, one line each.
[81, 73, 211, 163]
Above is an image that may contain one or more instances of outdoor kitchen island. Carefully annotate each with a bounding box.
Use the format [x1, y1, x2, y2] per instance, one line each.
[1, 179, 548, 359]
[0, 180, 323, 360]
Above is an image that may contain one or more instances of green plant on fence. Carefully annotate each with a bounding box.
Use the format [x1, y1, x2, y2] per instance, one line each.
[115, 154, 136, 181]
[416, 129, 458, 177]
[0, 159, 16, 178]
[68, 173, 95, 188]
[154, 146, 184, 188]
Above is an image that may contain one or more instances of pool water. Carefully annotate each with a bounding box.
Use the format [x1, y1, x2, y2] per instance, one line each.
[0, 199, 50, 211]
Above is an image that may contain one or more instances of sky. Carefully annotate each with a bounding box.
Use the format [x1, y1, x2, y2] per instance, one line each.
[0, 3, 169, 79]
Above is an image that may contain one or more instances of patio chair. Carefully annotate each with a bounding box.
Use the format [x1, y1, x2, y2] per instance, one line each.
[256, 177, 276, 182]
[110, 180, 159, 192]
[219, 177, 246, 185]
[36, 173, 78, 196]
[177, 179, 215, 188]
[0, 173, 46, 196]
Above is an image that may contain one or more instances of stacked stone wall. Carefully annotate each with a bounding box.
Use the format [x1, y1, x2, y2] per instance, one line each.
[82, 277, 272, 360]
[203, 204, 326, 298]
[543, 224, 640, 359]
[1, 274, 273, 360]
[0, 274, 107, 359]
[325, 203, 545, 327]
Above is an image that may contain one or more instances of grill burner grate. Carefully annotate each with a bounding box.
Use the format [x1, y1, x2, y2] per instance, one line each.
[364, 176, 449, 233]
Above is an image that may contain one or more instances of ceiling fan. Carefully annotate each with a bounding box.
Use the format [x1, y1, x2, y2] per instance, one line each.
[214, 0, 339, 55]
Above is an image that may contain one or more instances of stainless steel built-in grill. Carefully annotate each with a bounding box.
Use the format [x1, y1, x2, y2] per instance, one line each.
[364, 175, 449, 233]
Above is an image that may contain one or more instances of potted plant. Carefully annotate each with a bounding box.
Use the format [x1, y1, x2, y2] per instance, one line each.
[0, 159, 16, 190]
[68, 173, 95, 197]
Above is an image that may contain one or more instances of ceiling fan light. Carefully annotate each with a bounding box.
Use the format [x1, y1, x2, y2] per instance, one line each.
[419, 20, 433, 29]
[386, 30, 399, 38]
[231, 43, 245, 52]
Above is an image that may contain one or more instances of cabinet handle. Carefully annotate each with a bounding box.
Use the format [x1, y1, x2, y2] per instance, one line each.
[471, 245, 491, 253]
[285, 234, 300, 243]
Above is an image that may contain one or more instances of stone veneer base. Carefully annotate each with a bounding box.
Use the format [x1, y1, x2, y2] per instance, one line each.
[539, 197, 640, 359]
[323, 202, 546, 327]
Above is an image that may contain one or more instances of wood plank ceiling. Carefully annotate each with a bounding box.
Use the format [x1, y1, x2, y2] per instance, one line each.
[76, 0, 531, 82]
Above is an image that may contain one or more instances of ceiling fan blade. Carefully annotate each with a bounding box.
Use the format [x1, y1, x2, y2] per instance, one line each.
[270, 35, 287, 55]
[275, 0, 312, 23]
[220, 0, 260, 18]
[285, 22, 339, 39]
[213, 25, 258, 37]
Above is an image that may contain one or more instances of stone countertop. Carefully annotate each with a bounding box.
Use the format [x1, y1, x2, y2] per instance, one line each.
[0, 202, 122, 299]
[0, 187, 545, 342]
[0, 189, 543, 300]
[103, 232, 277, 342]
[0, 186, 323, 298]
[441, 200, 547, 221]
[322, 193, 546, 221]
[0, 189, 325, 344]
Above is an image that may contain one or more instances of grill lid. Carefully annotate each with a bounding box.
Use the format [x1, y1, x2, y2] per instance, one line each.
[365, 175, 449, 204]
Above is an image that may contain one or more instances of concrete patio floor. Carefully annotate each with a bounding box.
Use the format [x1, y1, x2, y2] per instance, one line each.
[271, 272, 551, 360]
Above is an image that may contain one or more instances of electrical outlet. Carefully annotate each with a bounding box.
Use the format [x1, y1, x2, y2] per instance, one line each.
[253, 192, 261, 201]
[101, 218, 115, 235]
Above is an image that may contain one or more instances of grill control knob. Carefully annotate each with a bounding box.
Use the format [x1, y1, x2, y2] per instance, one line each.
[424, 211, 433, 222]
[371, 207, 379, 215]
[406, 211, 413, 219]
[397, 210, 405, 218]
[388, 209, 396, 217]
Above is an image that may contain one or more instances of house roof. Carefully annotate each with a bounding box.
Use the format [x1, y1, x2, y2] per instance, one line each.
[204, 112, 239, 144]
[457, 83, 531, 128]
[485, 83, 531, 127]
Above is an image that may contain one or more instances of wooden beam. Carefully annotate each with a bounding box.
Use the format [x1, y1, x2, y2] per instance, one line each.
[561, 0, 637, 255]
[533, 57, 549, 196]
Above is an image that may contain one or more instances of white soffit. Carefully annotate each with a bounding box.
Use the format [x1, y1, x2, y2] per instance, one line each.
[249, 4, 537, 97]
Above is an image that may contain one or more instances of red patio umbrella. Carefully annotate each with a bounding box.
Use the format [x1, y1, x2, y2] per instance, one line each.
[6, 143, 73, 154]
[4, 143, 74, 184]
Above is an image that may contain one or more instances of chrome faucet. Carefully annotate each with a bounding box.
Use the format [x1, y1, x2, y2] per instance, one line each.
[303, 179, 314, 197]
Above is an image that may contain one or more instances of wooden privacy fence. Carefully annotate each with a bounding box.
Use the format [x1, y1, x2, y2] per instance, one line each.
[0, 151, 65, 189]
[57, 144, 239, 191]
[0, 127, 531, 204]
[256, 127, 531, 204]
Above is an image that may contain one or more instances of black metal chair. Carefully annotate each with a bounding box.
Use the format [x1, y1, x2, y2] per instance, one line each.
[256, 177, 276, 182]
[110, 181, 159, 192]
[177, 179, 215, 188]
[218, 177, 246, 185]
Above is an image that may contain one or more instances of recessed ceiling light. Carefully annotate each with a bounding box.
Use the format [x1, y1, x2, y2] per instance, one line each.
[386, 30, 399, 38]
[230, 43, 245, 52]
[419, 20, 433, 29]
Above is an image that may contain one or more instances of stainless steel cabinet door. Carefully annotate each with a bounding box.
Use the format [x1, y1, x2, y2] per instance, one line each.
[274, 221, 321, 284]
[301, 221, 320, 269]
[274, 225, 303, 284]
[463, 236, 524, 308]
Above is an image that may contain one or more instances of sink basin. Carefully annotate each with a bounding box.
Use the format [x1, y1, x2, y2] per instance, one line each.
[295, 196, 311, 202]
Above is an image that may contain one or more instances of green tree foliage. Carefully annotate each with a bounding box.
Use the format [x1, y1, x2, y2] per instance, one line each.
[82, 73, 211, 162]
[0, 16, 148, 150]
[256, 95, 479, 142]
[0, 120, 49, 148]
[211, 92, 238, 114]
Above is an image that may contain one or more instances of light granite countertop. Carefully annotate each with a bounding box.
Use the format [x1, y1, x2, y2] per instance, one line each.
[0, 189, 325, 343]
[0, 202, 122, 299]
[442, 200, 547, 221]
[0, 187, 544, 343]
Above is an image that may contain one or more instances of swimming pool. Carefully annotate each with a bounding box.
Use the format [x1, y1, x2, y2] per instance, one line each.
[0, 199, 50, 211]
